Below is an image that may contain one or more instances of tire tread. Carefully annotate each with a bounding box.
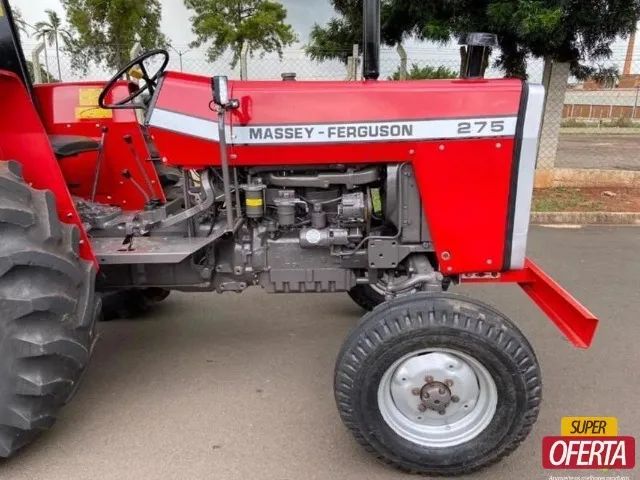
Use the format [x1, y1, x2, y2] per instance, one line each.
[0, 160, 97, 458]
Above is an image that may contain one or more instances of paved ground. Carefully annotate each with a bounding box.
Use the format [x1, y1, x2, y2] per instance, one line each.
[2, 226, 639, 480]
[557, 132, 640, 170]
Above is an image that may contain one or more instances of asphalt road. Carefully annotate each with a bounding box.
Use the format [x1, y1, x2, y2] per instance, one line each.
[557, 133, 640, 171]
[2, 226, 639, 480]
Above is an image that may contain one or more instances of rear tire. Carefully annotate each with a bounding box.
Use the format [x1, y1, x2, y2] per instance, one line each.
[335, 293, 541, 475]
[0, 161, 99, 457]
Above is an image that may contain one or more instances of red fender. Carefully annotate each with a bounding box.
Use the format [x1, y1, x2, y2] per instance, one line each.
[0, 70, 96, 265]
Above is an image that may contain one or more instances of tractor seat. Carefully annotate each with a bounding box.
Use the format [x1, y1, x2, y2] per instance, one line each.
[49, 135, 100, 159]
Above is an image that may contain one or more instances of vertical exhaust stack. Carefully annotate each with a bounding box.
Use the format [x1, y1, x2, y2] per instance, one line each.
[460, 33, 498, 79]
[363, 0, 381, 80]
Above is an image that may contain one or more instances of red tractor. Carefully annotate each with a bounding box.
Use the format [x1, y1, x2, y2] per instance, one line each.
[0, 0, 597, 474]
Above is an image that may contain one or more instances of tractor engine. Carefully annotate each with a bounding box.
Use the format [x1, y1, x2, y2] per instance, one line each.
[209, 164, 438, 295]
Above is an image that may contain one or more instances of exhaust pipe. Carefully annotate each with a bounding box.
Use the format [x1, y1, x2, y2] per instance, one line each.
[459, 33, 498, 79]
[362, 0, 380, 80]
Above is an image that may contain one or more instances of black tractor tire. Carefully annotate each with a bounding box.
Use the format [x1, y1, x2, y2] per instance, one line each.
[348, 284, 384, 311]
[100, 288, 170, 321]
[335, 293, 541, 476]
[0, 160, 99, 458]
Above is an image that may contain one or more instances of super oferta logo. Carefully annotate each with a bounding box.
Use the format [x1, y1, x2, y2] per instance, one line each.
[542, 417, 635, 469]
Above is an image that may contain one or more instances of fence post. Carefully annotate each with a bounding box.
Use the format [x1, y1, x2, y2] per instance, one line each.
[536, 57, 570, 186]
[346, 57, 354, 80]
[352, 44, 360, 80]
[240, 41, 249, 80]
[397, 43, 408, 80]
[31, 42, 46, 84]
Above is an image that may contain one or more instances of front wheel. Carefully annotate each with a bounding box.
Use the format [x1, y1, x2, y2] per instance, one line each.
[334, 293, 541, 475]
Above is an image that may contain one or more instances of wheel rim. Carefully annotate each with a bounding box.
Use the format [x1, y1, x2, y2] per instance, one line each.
[377, 348, 497, 448]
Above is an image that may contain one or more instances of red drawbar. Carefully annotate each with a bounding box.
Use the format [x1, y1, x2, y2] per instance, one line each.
[462, 258, 599, 348]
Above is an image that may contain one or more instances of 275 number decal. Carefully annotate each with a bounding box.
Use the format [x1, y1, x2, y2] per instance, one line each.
[457, 120, 505, 135]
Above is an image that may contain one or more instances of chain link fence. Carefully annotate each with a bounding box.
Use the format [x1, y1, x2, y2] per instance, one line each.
[25, 43, 640, 174]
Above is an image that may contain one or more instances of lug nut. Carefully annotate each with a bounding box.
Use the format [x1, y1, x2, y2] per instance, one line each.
[438, 410, 446, 415]
[451, 395, 460, 403]
[424, 376, 434, 383]
[418, 404, 427, 412]
[445, 379, 454, 387]
[411, 388, 421, 396]
[438, 388, 445, 395]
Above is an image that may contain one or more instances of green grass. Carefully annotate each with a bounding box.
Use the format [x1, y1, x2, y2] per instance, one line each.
[532, 188, 604, 212]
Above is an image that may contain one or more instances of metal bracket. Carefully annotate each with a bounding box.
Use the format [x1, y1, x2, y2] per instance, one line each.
[367, 239, 428, 269]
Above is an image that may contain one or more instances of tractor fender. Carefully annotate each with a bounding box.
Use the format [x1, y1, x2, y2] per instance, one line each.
[0, 69, 95, 264]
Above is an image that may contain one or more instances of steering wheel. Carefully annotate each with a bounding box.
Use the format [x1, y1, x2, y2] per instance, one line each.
[98, 49, 170, 110]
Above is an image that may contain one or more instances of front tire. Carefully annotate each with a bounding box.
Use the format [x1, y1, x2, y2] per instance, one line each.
[0, 161, 99, 457]
[334, 293, 541, 475]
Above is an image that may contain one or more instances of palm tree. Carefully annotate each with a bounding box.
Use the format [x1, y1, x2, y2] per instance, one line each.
[34, 10, 72, 81]
[12, 8, 31, 39]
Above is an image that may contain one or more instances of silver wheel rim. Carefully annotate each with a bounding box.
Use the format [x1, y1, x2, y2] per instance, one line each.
[377, 348, 497, 448]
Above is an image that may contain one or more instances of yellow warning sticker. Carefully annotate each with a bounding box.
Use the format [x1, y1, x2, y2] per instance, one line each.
[75, 106, 112, 120]
[561, 417, 618, 437]
[78, 88, 102, 107]
[76, 88, 111, 120]
[0, 5, 5, 17]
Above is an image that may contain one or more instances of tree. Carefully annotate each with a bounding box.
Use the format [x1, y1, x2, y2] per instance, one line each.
[11, 8, 58, 84]
[26, 60, 59, 84]
[306, 1, 363, 64]
[389, 64, 458, 80]
[184, 0, 296, 68]
[308, 0, 640, 79]
[590, 65, 620, 89]
[61, 0, 167, 74]
[34, 10, 72, 81]
[12, 7, 30, 38]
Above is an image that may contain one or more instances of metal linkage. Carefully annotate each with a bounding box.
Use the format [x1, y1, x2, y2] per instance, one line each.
[90, 126, 109, 202]
[123, 134, 159, 204]
[160, 170, 215, 228]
